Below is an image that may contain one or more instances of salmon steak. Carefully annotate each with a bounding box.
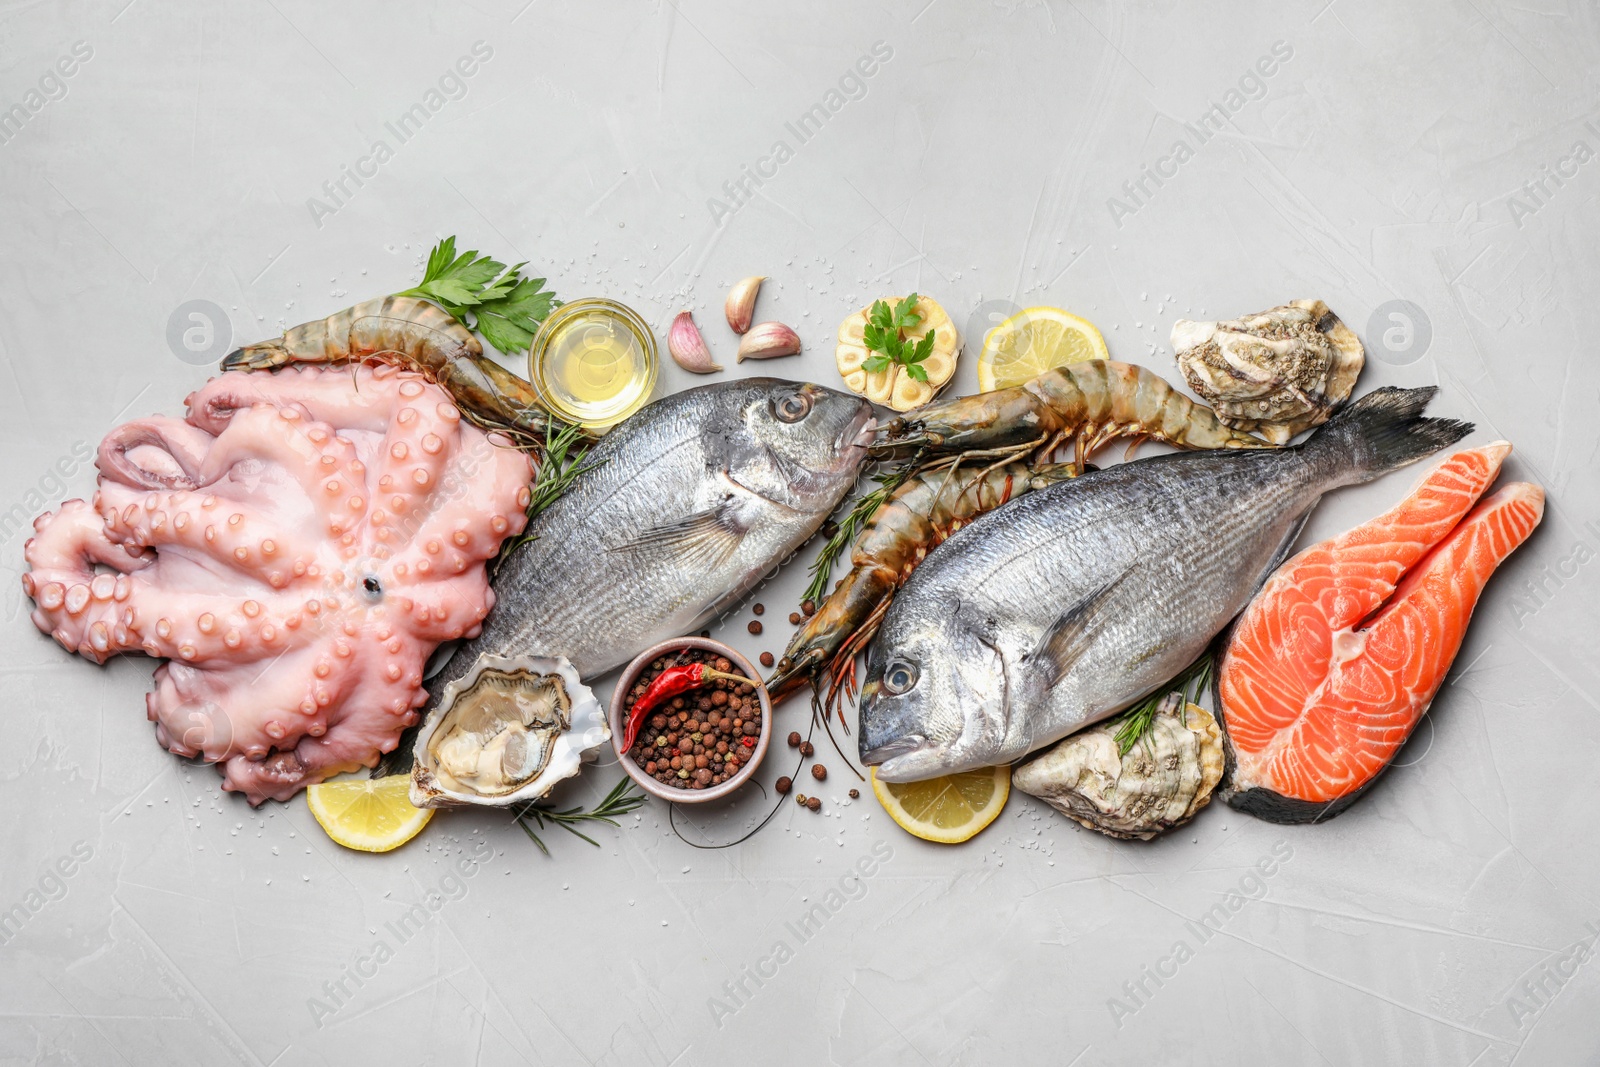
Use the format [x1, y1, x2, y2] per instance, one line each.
[1218, 443, 1544, 823]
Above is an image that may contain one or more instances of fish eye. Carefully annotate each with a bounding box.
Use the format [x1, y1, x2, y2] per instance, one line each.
[883, 660, 918, 695]
[771, 392, 812, 423]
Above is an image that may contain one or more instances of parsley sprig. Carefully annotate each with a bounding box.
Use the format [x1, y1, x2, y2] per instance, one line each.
[398, 236, 558, 356]
[861, 294, 937, 382]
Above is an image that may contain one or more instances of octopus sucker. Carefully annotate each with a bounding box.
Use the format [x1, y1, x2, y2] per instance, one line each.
[23, 366, 532, 804]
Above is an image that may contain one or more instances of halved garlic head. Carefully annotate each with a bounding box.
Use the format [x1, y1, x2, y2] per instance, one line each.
[835, 296, 958, 412]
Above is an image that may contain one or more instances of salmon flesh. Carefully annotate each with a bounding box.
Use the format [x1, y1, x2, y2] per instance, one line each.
[1218, 443, 1544, 822]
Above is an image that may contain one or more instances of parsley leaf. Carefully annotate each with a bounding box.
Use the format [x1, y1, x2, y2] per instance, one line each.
[399, 237, 559, 356]
[861, 292, 937, 380]
[476, 274, 557, 355]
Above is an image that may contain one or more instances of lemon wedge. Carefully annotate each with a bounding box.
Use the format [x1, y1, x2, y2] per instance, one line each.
[306, 775, 433, 853]
[869, 764, 1010, 844]
[976, 306, 1109, 392]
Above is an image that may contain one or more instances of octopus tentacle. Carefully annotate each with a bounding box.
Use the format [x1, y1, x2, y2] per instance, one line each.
[96, 483, 310, 590]
[23, 500, 152, 662]
[97, 418, 216, 491]
[189, 363, 413, 436]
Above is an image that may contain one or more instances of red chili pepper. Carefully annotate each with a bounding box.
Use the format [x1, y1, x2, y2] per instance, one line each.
[621, 662, 749, 751]
[739, 736, 756, 748]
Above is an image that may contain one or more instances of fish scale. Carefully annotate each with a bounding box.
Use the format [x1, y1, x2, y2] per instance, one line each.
[858, 386, 1473, 783]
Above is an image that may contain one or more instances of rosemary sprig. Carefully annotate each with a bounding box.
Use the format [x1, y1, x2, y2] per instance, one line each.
[1111, 652, 1214, 757]
[514, 777, 647, 855]
[801, 459, 920, 606]
[497, 420, 599, 566]
[527, 420, 598, 521]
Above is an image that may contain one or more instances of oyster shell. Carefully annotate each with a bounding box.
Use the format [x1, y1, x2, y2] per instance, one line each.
[410, 653, 610, 809]
[1013, 697, 1224, 841]
[1171, 299, 1363, 444]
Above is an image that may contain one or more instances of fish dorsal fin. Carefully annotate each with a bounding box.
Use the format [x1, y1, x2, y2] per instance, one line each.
[1026, 569, 1130, 689]
[609, 499, 745, 573]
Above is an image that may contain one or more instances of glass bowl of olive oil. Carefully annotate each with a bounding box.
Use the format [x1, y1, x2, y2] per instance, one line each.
[528, 298, 658, 432]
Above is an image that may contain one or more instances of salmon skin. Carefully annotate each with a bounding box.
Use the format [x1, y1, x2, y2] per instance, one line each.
[1217, 443, 1545, 823]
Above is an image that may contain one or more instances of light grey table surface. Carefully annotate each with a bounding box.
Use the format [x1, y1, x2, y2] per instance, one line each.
[1, 1, 1596, 1064]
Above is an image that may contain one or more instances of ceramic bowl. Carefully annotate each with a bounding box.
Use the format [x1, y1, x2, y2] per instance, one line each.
[609, 637, 771, 804]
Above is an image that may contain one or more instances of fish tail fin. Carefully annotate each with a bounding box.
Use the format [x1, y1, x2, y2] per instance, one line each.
[1307, 386, 1473, 484]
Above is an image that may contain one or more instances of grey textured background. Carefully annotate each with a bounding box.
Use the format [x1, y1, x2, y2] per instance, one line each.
[1, 1, 1597, 1064]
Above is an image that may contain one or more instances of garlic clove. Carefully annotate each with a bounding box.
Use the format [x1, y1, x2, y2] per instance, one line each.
[667, 310, 723, 374]
[725, 276, 764, 334]
[736, 322, 802, 362]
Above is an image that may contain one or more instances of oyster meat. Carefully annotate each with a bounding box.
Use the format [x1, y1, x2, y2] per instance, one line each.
[1172, 298, 1363, 444]
[1012, 698, 1224, 841]
[411, 654, 609, 809]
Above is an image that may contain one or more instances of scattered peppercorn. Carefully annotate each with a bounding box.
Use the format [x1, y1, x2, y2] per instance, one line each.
[848, 788, 860, 799]
[811, 764, 827, 781]
[622, 646, 763, 791]
[806, 796, 821, 812]
[788, 611, 803, 625]
[752, 603, 765, 616]
[796, 794, 808, 806]
[802, 599, 816, 616]
[798, 741, 814, 757]
[776, 776, 792, 794]
[787, 731, 802, 748]
[747, 620, 763, 635]
[759, 651, 775, 668]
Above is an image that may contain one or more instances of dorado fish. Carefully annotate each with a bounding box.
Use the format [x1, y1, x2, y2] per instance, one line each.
[858, 386, 1471, 782]
[426, 378, 872, 695]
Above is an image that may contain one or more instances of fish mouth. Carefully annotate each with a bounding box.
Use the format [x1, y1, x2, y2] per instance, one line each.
[870, 746, 951, 783]
[859, 733, 925, 769]
[836, 408, 878, 455]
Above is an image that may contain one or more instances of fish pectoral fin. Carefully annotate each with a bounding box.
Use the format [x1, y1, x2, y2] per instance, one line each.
[1026, 569, 1130, 690]
[609, 502, 745, 572]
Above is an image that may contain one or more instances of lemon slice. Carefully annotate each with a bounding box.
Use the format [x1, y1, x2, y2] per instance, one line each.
[306, 775, 433, 853]
[870, 765, 1010, 844]
[976, 306, 1109, 392]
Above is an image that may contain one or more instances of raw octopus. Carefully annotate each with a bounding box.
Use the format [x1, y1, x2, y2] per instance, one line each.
[22, 364, 532, 804]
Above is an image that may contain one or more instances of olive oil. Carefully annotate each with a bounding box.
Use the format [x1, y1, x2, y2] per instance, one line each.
[529, 298, 658, 431]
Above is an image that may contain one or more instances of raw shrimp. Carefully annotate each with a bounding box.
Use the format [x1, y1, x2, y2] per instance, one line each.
[767, 453, 1078, 714]
[222, 295, 553, 442]
[877, 359, 1270, 467]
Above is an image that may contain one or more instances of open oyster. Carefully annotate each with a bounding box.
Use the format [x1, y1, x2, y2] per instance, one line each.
[1171, 299, 1363, 444]
[1013, 698, 1224, 841]
[411, 654, 609, 809]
